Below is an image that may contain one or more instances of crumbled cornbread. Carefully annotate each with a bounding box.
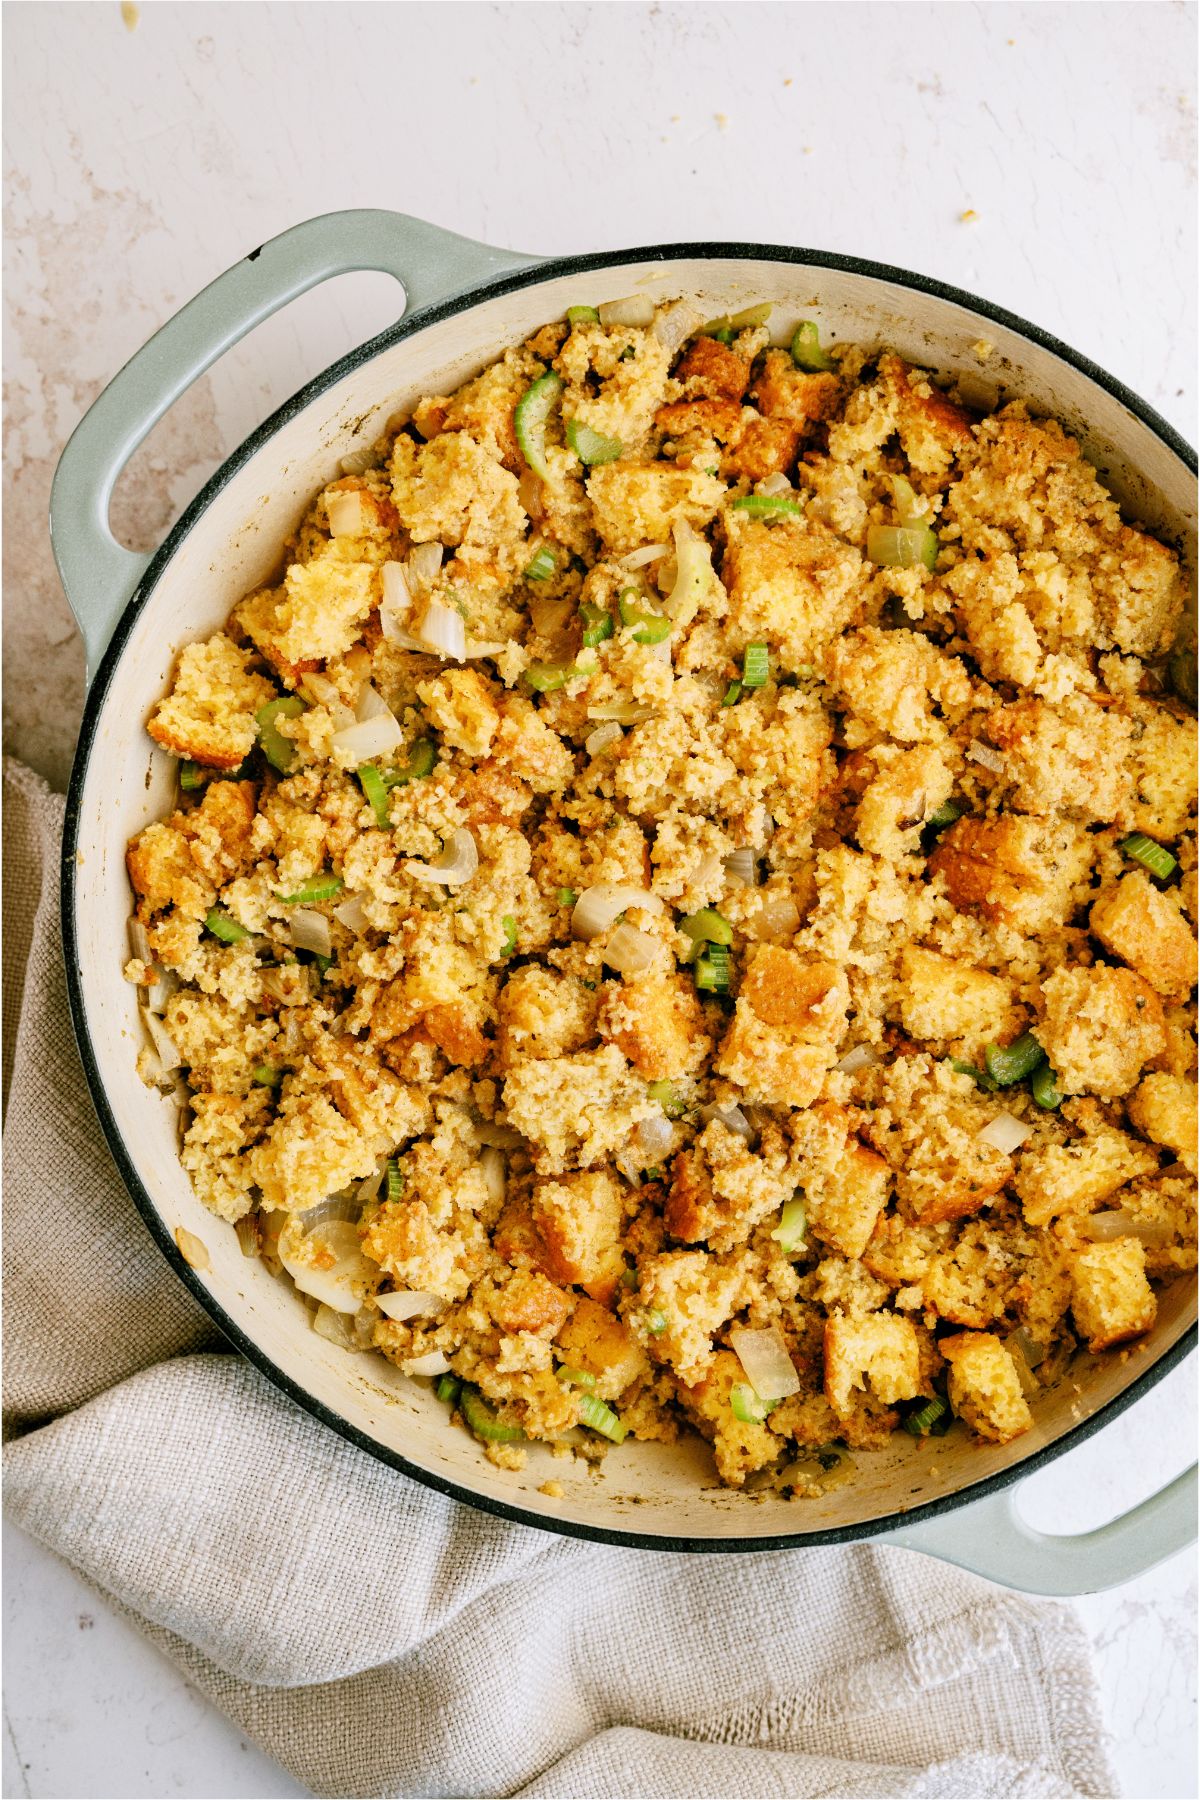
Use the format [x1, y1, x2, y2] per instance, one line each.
[127, 296, 1197, 1488]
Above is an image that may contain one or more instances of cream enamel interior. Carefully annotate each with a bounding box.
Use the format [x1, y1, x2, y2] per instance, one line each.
[69, 254, 1198, 1542]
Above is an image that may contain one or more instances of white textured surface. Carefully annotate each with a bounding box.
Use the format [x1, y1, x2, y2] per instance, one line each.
[2, 2, 1196, 1796]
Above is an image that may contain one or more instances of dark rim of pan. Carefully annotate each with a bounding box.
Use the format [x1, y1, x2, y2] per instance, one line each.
[61, 240, 1198, 1550]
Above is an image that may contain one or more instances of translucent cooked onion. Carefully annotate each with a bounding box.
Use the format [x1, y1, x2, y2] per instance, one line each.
[572, 882, 665, 940]
[356, 1160, 387, 1204]
[585, 701, 659, 724]
[620, 543, 671, 569]
[405, 1350, 452, 1378]
[293, 1192, 362, 1227]
[729, 1326, 801, 1401]
[128, 917, 151, 962]
[723, 847, 756, 887]
[355, 683, 390, 722]
[652, 298, 705, 353]
[333, 894, 370, 933]
[636, 1114, 675, 1159]
[835, 1044, 880, 1074]
[976, 1110, 1032, 1153]
[145, 966, 178, 1015]
[331, 710, 403, 762]
[416, 597, 466, 660]
[304, 672, 356, 730]
[407, 828, 479, 887]
[1078, 1210, 1173, 1247]
[407, 541, 443, 592]
[376, 1288, 444, 1322]
[141, 1007, 181, 1071]
[313, 1303, 367, 1350]
[530, 594, 574, 640]
[280, 1218, 373, 1314]
[598, 294, 656, 328]
[699, 1102, 754, 1142]
[327, 489, 367, 537]
[175, 1226, 211, 1271]
[603, 920, 658, 976]
[666, 519, 713, 620]
[519, 467, 546, 521]
[479, 1147, 507, 1206]
[966, 739, 1005, 775]
[748, 893, 801, 943]
[615, 1144, 646, 1185]
[757, 472, 793, 497]
[339, 444, 380, 477]
[235, 1213, 261, 1259]
[474, 1120, 523, 1149]
[585, 721, 623, 756]
[290, 908, 332, 957]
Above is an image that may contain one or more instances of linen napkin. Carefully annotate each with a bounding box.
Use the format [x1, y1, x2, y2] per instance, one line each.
[3, 755, 1120, 1800]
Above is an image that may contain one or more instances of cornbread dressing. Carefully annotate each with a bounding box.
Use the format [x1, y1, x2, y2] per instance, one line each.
[125, 297, 1198, 1492]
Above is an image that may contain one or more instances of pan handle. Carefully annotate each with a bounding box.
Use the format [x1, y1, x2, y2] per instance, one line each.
[50, 210, 538, 679]
[880, 1460, 1196, 1595]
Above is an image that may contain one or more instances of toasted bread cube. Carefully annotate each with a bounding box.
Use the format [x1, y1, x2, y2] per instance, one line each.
[1127, 1073, 1198, 1175]
[415, 668, 501, 758]
[495, 965, 598, 1069]
[823, 627, 973, 745]
[940, 1332, 1033, 1444]
[663, 1119, 793, 1252]
[637, 1250, 746, 1384]
[795, 1107, 892, 1262]
[599, 970, 710, 1081]
[532, 1170, 627, 1307]
[856, 746, 954, 861]
[1035, 964, 1167, 1100]
[146, 634, 276, 770]
[987, 695, 1133, 823]
[126, 820, 216, 920]
[898, 946, 1021, 1056]
[1125, 701, 1198, 839]
[1069, 1238, 1157, 1352]
[824, 1314, 921, 1420]
[722, 416, 801, 482]
[674, 334, 751, 402]
[922, 1222, 1016, 1329]
[679, 1349, 782, 1487]
[1014, 1125, 1159, 1229]
[721, 512, 864, 669]
[716, 949, 846, 1107]
[1090, 872, 1198, 1002]
[878, 354, 973, 476]
[753, 351, 842, 431]
[555, 1295, 649, 1401]
[930, 815, 1093, 933]
[585, 462, 725, 555]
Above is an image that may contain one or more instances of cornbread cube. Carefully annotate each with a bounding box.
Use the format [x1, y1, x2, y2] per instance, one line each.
[1035, 964, 1167, 1100]
[637, 1250, 746, 1384]
[722, 416, 801, 482]
[823, 1314, 922, 1420]
[486, 1269, 572, 1339]
[940, 1332, 1033, 1444]
[180, 1089, 271, 1222]
[878, 354, 974, 477]
[585, 462, 726, 555]
[416, 668, 501, 758]
[1090, 872, 1197, 1001]
[679, 1350, 782, 1487]
[922, 1222, 1017, 1329]
[987, 695, 1133, 822]
[245, 553, 379, 668]
[1014, 1124, 1159, 1229]
[532, 1170, 627, 1307]
[502, 1044, 659, 1173]
[863, 1056, 1013, 1226]
[792, 1105, 891, 1262]
[146, 634, 276, 770]
[663, 1119, 793, 1252]
[898, 946, 1021, 1056]
[126, 820, 216, 920]
[855, 745, 954, 861]
[752, 350, 842, 431]
[495, 966, 598, 1068]
[929, 814, 1093, 933]
[1125, 700, 1198, 839]
[674, 333, 752, 401]
[249, 1090, 376, 1213]
[823, 627, 973, 745]
[1127, 1074, 1199, 1175]
[555, 1295, 649, 1401]
[721, 512, 865, 669]
[1069, 1238, 1157, 1352]
[599, 971, 710, 1081]
[715, 948, 847, 1107]
[392, 431, 525, 552]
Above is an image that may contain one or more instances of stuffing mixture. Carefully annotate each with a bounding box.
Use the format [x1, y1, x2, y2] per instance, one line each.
[126, 292, 1198, 1491]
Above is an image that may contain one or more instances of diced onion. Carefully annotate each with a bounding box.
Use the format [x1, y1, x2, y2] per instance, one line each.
[280, 1218, 373, 1314]
[479, 1147, 507, 1206]
[572, 882, 665, 940]
[729, 1326, 801, 1401]
[519, 468, 546, 522]
[416, 598, 466, 660]
[333, 894, 370, 933]
[290, 908, 332, 957]
[339, 444, 380, 476]
[380, 561, 415, 639]
[313, 1304, 367, 1350]
[464, 638, 508, 660]
[723, 847, 756, 887]
[748, 893, 801, 943]
[635, 1116, 675, 1164]
[235, 1213, 261, 1259]
[355, 683, 390, 722]
[652, 298, 706, 354]
[699, 1102, 754, 1142]
[407, 542, 443, 593]
[615, 1144, 646, 1184]
[376, 1288, 444, 1322]
[175, 1226, 211, 1271]
[585, 721, 623, 756]
[327, 489, 367, 537]
[475, 1120, 524, 1149]
[128, 917, 151, 962]
[304, 672, 356, 730]
[598, 294, 656, 328]
[620, 543, 671, 569]
[530, 594, 574, 640]
[292, 1191, 363, 1227]
[145, 966, 178, 1015]
[757, 472, 793, 497]
[1078, 1209, 1173, 1247]
[331, 711, 403, 762]
[836, 1045, 880, 1074]
[141, 1007, 181, 1071]
[967, 739, 1005, 775]
[407, 827, 479, 888]
[603, 920, 658, 976]
[405, 1350, 452, 1378]
[976, 1110, 1032, 1153]
[356, 1161, 387, 1204]
[666, 519, 713, 621]
[585, 701, 659, 724]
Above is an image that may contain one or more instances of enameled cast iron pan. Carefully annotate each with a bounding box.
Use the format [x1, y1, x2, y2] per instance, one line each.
[52, 211, 1198, 1592]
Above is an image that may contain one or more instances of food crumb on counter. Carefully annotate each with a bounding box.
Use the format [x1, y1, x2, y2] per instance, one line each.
[539, 1479, 566, 1499]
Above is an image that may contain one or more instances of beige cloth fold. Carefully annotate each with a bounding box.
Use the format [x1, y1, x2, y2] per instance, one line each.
[3, 755, 1119, 1799]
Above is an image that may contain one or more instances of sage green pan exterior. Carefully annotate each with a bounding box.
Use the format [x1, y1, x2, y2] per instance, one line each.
[51, 210, 1198, 1593]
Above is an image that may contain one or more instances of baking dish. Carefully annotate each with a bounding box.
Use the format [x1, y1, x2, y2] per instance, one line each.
[52, 209, 1197, 1592]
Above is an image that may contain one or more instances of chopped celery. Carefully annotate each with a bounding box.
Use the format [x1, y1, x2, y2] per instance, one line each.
[179, 760, 203, 791]
[580, 601, 614, 646]
[790, 320, 837, 372]
[566, 418, 623, 465]
[514, 371, 563, 480]
[556, 1365, 597, 1390]
[565, 304, 600, 325]
[770, 1196, 807, 1255]
[500, 915, 518, 957]
[205, 907, 250, 944]
[1031, 1061, 1064, 1110]
[722, 679, 743, 706]
[256, 695, 306, 773]
[619, 590, 671, 645]
[648, 1079, 685, 1118]
[278, 874, 343, 905]
[694, 945, 732, 993]
[730, 494, 804, 519]
[524, 545, 557, 581]
[866, 523, 938, 571]
[730, 1383, 773, 1424]
[357, 763, 391, 828]
[577, 1392, 628, 1443]
[461, 1385, 525, 1443]
[742, 642, 770, 688]
[984, 1033, 1045, 1087]
[1119, 833, 1177, 879]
